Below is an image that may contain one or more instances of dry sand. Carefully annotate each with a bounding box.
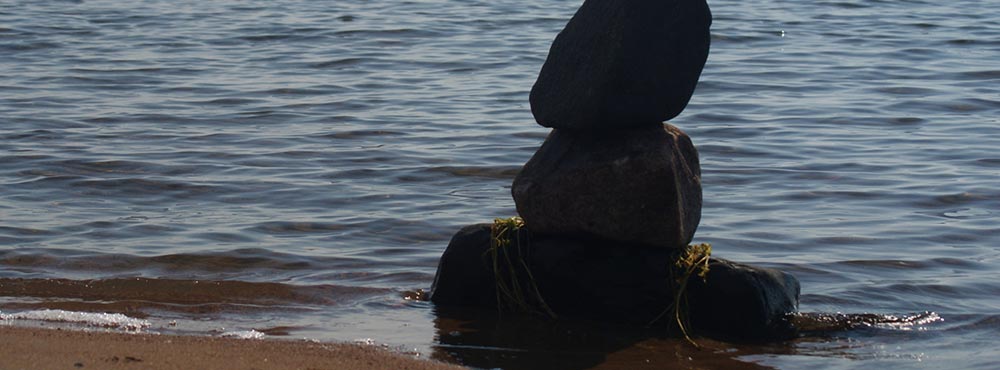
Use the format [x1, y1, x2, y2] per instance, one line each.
[0, 325, 464, 370]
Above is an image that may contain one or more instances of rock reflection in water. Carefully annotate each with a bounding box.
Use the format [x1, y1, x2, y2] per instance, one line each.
[430, 305, 778, 370]
[429, 307, 944, 369]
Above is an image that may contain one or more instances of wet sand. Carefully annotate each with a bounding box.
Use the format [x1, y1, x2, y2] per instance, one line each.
[0, 326, 463, 370]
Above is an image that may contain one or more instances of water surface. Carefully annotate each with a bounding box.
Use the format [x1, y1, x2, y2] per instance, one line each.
[2, 0, 998, 368]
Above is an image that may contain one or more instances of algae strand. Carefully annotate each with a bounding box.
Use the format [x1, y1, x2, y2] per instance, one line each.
[487, 216, 556, 319]
[650, 242, 712, 347]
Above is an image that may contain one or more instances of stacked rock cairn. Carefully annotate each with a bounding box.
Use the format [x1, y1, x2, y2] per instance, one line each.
[431, 0, 801, 342]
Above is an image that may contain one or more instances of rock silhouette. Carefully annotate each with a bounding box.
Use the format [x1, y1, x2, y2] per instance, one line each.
[429, 0, 803, 343]
[529, 0, 712, 129]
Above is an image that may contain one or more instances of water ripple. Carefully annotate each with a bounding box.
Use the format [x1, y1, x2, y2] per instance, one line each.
[1, 0, 999, 366]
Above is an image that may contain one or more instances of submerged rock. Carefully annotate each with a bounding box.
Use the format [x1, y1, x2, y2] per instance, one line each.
[511, 124, 701, 249]
[687, 259, 801, 341]
[529, 0, 712, 129]
[430, 224, 800, 342]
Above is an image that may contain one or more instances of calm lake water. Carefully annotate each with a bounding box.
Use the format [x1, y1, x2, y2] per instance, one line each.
[1, 0, 998, 368]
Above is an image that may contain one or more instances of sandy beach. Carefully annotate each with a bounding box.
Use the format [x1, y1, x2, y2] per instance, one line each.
[0, 325, 463, 370]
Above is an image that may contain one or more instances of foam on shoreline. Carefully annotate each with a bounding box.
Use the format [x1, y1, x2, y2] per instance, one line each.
[0, 309, 151, 331]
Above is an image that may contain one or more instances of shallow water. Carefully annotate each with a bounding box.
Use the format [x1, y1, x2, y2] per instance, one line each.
[1, 0, 998, 368]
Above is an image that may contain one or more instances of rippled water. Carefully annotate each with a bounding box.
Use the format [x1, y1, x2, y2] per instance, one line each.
[1, 0, 998, 368]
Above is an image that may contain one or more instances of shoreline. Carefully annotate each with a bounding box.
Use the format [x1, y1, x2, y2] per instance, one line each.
[0, 325, 463, 370]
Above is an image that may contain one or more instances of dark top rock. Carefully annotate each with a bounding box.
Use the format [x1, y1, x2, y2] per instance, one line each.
[430, 223, 801, 342]
[530, 0, 712, 130]
[512, 124, 701, 249]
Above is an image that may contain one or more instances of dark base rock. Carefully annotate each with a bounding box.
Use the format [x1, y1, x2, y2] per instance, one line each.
[529, 0, 712, 129]
[511, 124, 701, 249]
[431, 224, 800, 342]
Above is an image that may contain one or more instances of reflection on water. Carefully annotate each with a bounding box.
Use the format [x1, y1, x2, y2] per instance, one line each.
[431, 306, 774, 370]
[428, 306, 958, 370]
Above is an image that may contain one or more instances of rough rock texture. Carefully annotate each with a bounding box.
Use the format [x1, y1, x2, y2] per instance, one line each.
[511, 124, 701, 249]
[529, 0, 712, 130]
[429, 224, 801, 342]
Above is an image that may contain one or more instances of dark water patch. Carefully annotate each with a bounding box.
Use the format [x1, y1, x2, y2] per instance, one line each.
[0, 248, 354, 279]
[2, 157, 60, 175]
[940, 98, 1000, 113]
[66, 67, 204, 75]
[192, 232, 257, 243]
[0, 84, 34, 93]
[781, 190, 897, 202]
[150, 85, 232, 95]
[972, 158, 1000, 167]
[45, 159, 158, 176]
[4, 174, 85, 188]
[11, 162, 219, 185]
[0, 277, 386, 316]
[809, 236, 885, 246]
[845, 257, 986, 270]
[818, 1, 874, 9]
[886, 117, 926, 125]
[191, 97, 265, 106]
[332, 28, 415, 37]
[946, 38, 981, 45]
[0, 130, 63, 141]
[147, 250, 319, 272]
[69, 178, 219, 199]
[256, 87, 342, 96]
[0, 41, 61, 52]
[0, 226, 58, 238]
[81, 114, 191, 125]
[425, 166, 520, 180]
[235, 109, 313, 121]
[34, 74, 166, 88]
[237, 34, 300, 43]
[913, 191, 996, 208]
[955, 69, 1000, 80]
[871, 86, 937, 95]
[71, 224, 183, 241]
[246, 222, 351, 235]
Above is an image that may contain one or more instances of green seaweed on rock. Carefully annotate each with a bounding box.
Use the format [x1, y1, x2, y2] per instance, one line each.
[650, 242, 712, 347]
[486, 216, 712, 346]
[487, 216, 557, 319]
